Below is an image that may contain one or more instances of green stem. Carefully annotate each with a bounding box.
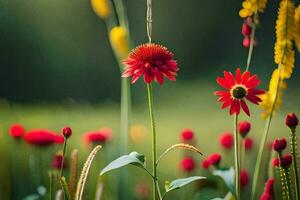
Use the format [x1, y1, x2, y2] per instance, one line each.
[245, 16, 257, 71]
[59, 138, 67, 178]
[147, 83, 158, 200]
[49, 171, 52, 200]
[290, 128, 299, 199]
[233, 114, 240, 199]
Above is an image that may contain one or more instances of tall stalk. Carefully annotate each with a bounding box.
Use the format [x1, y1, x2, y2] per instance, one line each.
[251, 0, 290, 197]
[245, 15, 257, 71]
[147, 83, 158, 200]
[290, 128, 299, 199]
[233, 114, 240, 199]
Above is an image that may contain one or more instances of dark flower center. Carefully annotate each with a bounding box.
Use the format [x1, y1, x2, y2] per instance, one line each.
[232, 86, 247, 99]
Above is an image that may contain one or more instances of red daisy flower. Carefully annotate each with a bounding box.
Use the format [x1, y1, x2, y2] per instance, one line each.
[23, 129, 64, 146]
[215, 68, 265, 116]
[122, 43, 179, 85]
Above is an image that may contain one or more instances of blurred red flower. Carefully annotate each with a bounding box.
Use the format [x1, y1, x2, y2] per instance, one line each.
[280, 154, 293, 168]
[62, 126, 72, 138]
[9, 124, 25, 138]
[208, 153, 221, 166]
[273, 138, 287, 152]
[134, 182, 151, 199]
[180, 157, 195, 172]
[259, 178, 274, 200]
[285, 113, 298, 129]
[240, 170, 249, 187]
[83, 128, 112, 145]
[201, 159, 211, 169]
[23, 129, 64, 146]
[180, 129, 194, 143]
[122, 43, 179, 85]
[238, 121, 251, 137]
[52, 152, 66, 170]
[215, 68, 264, 116]
[244, 137, 253, 150]
[219, 132, 234, 149]
[272, 158, 279, 167]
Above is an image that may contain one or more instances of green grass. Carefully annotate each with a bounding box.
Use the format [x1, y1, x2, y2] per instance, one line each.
[0, 80, 298, 199]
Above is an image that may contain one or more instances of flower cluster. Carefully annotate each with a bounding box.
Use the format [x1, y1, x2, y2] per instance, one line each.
[239, 0, 268, 18]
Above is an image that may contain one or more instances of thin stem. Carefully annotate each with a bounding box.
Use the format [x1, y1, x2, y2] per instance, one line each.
[233, 114, 240, 199]
[49, 171, 52, 200]
[290, 128, 299, 199]
[241, 138, 245, 171]
[147, 83, 158, 200]
[156, 181, 163, 200]
[59, 138, 67, 178]
[245, 18, 256, 71]
[147, 0, 153, 43]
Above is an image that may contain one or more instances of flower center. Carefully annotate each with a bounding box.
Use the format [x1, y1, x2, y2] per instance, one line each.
[231, 86, 247, 99]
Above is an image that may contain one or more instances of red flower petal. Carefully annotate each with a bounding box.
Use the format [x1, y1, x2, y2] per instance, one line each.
[230, 99, 240, 115]
[215, 90, 229, 96]
[222, 98, 233, 109]
[240, 99, 250, 116]
[245, 75, 260, 88]
[246, 94, 262, 104]
[217, 77, 232, 89]
[241, 71, 250, 85]
[235, 68, 242, 84]
[224, 71, 235, 87]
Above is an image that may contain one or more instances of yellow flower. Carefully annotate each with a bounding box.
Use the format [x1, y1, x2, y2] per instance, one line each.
[239, 0, 268, 18]
[91, 0, 111, 19]
[130, 125, 147, 144]
[260, 69, 287, 118]
[274, 0, 295, 79]
[109, 26, 130, 59]
[294, 5, 300, 52]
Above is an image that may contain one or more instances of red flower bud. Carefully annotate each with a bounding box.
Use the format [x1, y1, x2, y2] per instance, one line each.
[208, 153, 221, 166]
[259, 192, 271, 200]
[272, 158, 279, 167]
[243, 37, 251, 47]
[52, 152, 66, 170]
[238, 121, 251, 137]
[242, 23, 252, 36]
[244, 137, 253, 150]
[219, 132, 234, 149]
[180, 157, 195, 172]
[280, 154, 293, 168]
[180, 129, 194, 142]
[201, 159, 211, 169]
[272, 138, 287, 152]
[265, 178, 274, 192]
[202, 159, 211, 169]
[285, 113, 298, 129]
[240, 170, 249, 187]
[9, 124, 25, 138]
[62, 126, 72, 138]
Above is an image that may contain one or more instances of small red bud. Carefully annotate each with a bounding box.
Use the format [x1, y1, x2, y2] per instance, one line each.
[62, 126, 72, 138]
[180, 157, 195, 172]
[243, 37, 251, 47]
[285, 113, 298, 129]
[244, 137, 254, 150]
[240, 170, 249, 187]
[201, 159, 211, 169]
[208, 153, 221, 166]
[242, 23, 252, 36]
[272, 158, 279, 167]
[272, 138, 286, 152]
[180, 129, 194, 142]
[238, 121, 251, 137]
[280, 154, 293, 168]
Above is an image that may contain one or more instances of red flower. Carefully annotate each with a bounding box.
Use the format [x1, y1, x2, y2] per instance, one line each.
[259, 193, 271, 200]
[52, 152, 66, 170]
[23, 129, 64, 146]
[180, 157, 195, 172]
[238, 121, 251, 137]
[244, 137, 253, 150]
[180, 129, 194, 142]
[273, 138, 287, 152]
[62, 126, 72, 138]
[272, 158, 279, 167]
[83, 128, 113, 145]
[208, 153, 221, 166]
[240, 170, 249, 187]
[9, 124, 25, 138]
[259, 178, 274, 200]
[285, 113, 298, 129]
[242, 22, 252, 36]
[219, 132, 234, 149]
[201, 159, 211, 169]
[122, 43, 179, 85]
[280, 154, 292, 168]
[215, 68, 265, 116]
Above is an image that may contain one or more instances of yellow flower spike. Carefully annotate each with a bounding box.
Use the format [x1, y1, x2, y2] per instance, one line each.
[239, 0, 268, 18]
[294, 5, 300, 52]
[109, 26, 130, 59]
[91, 0, 111, 19]
[260, 69, 287, 118]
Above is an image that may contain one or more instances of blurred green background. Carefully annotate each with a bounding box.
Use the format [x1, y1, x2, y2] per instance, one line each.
[1, 0, 300, 200]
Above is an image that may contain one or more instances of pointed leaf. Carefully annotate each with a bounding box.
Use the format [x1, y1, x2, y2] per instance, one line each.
[213, 167, 235, 197]
[165, 176, 206, 193]
[100, 152, 146, 176]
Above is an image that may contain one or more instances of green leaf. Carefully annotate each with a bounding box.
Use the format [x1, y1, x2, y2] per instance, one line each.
[165, 176, 206, 193]
[213, 167, 235, 197]
[100, 151, 146, 176]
